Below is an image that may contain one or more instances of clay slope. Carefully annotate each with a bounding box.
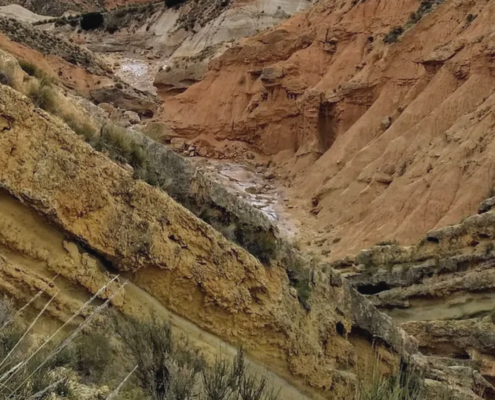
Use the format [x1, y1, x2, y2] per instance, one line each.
[1, 82, 490, 399]
[160, 0, 495, 258]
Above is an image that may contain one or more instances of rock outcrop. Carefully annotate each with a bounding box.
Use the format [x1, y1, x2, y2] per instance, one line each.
[153, 0, 314, 93]
[125, 129, 280, 255]
[91, 85, 157, 117]
[159, 0, 495, 259]
[0, 81, 486, 399]
[330, 199, 495, 385]
[0, 4, 51, 23]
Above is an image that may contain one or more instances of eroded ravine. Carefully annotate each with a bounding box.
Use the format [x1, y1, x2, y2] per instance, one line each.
[196, 159, 300, 238]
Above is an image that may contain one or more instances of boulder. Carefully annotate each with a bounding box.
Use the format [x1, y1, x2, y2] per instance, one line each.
[154, 62, 207, 95]
[260, 67, 284, 86]
[263, 171, 275, 180]
[98, 102, 117, 117]
[381, 116, 392, 130]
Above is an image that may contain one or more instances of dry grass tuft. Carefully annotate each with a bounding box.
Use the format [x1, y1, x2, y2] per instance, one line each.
[27, 77, 57, 114]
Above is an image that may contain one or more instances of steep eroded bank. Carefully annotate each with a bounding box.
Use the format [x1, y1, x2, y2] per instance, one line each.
[160, 0, 495, 259]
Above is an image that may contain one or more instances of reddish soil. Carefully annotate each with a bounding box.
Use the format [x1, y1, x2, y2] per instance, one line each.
[0, 32, 112, 95]
[159, 0, 495, 258]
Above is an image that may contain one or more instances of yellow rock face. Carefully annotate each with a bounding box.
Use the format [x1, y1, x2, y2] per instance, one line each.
[0, 84, 419, 399]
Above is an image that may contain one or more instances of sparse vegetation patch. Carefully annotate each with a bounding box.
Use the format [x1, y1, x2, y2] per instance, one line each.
[383, 26, 404, 44]
[357, 367, 425, 400]
[0, 293, 282, 400]
[63, 115, 97, 143]
[19, 60, 46, 79]
[384, 0, 447, 44]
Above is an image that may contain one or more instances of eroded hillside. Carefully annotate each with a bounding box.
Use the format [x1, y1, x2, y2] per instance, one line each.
[1, 0, 495, 399]
[160, 0, 495, 259]
[0, 83, 403, 399]
[25, 0, 315, 95]
[0, 46, 490, 399]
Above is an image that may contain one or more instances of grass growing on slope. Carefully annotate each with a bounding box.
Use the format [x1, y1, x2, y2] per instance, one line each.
[19, 60, 46, 79]
[0, 281, 281, 400]
[62, 114, 97, 143]
[27, 77, 57, 113]
[357, 368, 425, 400]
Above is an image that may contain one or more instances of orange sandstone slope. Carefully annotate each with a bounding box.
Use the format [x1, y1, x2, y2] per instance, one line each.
[160, 0, 495, 258]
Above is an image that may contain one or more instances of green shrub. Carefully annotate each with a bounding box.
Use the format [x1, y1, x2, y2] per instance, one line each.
[117, 315, 175, 395]
[241, 231, 278, 265]
[97, 123, 147, 170]
[407, 0, 447, 27]
[72, 331, 113, 383]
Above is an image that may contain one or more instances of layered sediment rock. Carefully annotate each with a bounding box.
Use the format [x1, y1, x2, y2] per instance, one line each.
[333, 202, 495, 384]
[0, 81, 486, 399]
